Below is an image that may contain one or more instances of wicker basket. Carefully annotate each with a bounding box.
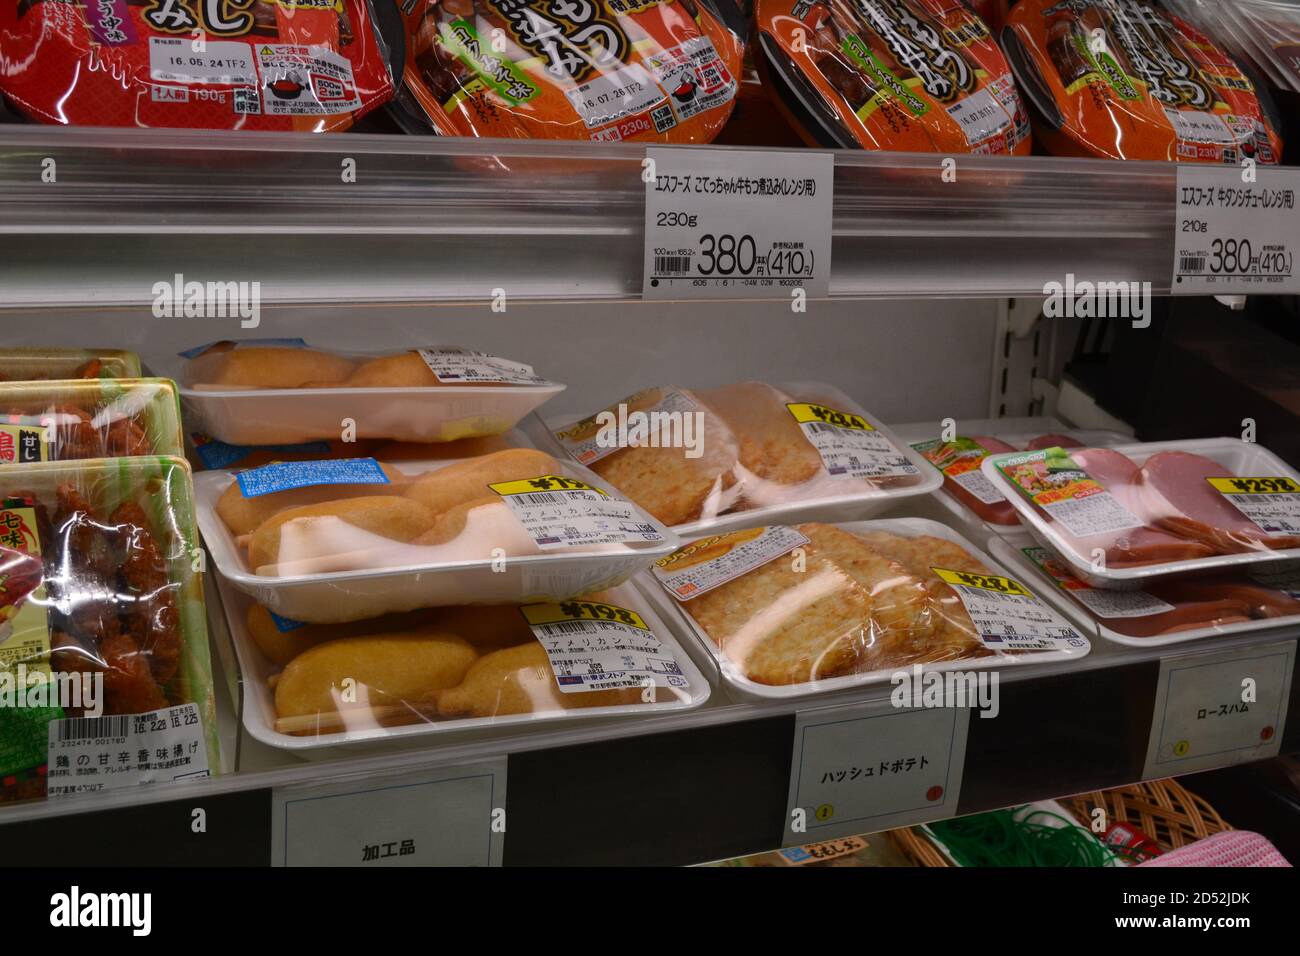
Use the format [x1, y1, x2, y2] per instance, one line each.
[890, 778, 1232, 867]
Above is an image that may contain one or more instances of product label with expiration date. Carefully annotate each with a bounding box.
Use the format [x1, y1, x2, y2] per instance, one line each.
[932, 568, 1089, 652]
[653, 525, 809, 600]
[235, 457, 389, 498]
[787, 403, 917, 480]
[1206, 476, 1300, 538]
[913, 437, 1004, 505]
[1021, 546, 1175, 620]
[490, 474, 663, 549]
[995, 447, 1143, 539]
[552, 387, 700, 467]
[46, 703, 210, 798]
[522, 600, 686, 694]
[415, 348, 547, 385]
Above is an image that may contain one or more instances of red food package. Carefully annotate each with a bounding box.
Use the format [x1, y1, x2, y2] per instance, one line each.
[0, 0, 396, 130]
[915, 435, 1021, 525]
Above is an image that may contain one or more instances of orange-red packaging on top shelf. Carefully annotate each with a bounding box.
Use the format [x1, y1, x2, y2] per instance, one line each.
[0, 0, 395, 130]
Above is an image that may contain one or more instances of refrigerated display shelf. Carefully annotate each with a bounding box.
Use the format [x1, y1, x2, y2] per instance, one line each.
[0, 126, 1183, 306]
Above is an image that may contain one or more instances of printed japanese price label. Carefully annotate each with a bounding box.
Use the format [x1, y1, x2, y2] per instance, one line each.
[490, 475, 664, 549]
[1172, 165, 1299, 295]
[643, 146, 833, 299]
[1206, 476, 1300, 537]
[271, 758, 506, 866]
[415, 348, 548, 385]
[785, 701, 968, 846]
[995, 448, 1143, 539]
[522, 601, 686, 694]
[654, 525, 809, 600]
[46, 703, 209, 798]
[914, 438, 1005, 505]
[787, 403, 917, 480]
[1142, 640, 1294, 779]
[1022, 546, 1175, 620]
[932, 568, 1089, 652]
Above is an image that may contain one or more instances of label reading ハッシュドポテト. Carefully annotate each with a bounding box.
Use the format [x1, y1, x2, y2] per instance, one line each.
[932, 568, 1087, 652]
[0, 423, 48, 465]
[522, 600, 686, 694]
[552, 388, 700, 467]
[653, 525, 810, 600]
[490, 475, 663, 549]
[996, 448, 1144, 539]
[1021, 546, 1175, 620]
[235, 457, 389, 498]
[46, 703, 210, 798]
[415, 348, 547, 385]
[1173, 166, 1299, 295]
[913, 438, 1005, 505]
[643, 147, 833, 300]
[1206, 476, 1300, 538]
[787, 403, 918, 480]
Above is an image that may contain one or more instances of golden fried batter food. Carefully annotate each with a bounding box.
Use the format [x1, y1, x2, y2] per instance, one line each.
[197, 347, 356, 389]
[246, 604, 446, 666]
[216, 461, 409, 536]
[401, 448, 557, 515]
[426, 604, 540, 651]
[342, 352, 442, 387]
[248, 496, 437, 573]
[696, 381, 823, 487]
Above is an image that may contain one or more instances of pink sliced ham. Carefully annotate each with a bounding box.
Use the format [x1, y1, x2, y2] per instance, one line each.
[1026, 433, 1084, 450]
[1139, 451, 1300, 553]
[1043, 448, 1215, 567]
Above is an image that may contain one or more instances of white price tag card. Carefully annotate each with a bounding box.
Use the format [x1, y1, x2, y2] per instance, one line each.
[643, 146, 833, 299]
[784, 701, 968, 846]
[1172, 166, 1299, 294]
[1143, 640, 1294, 779]
[271, 758, 506, 867]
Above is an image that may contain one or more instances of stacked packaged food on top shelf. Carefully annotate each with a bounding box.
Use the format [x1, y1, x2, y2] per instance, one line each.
[979, 438, 1300, 647]
[0, 349, 219, 803]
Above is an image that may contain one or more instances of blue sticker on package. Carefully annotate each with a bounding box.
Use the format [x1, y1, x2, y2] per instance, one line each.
[269, 610, 308, 633]
[235, 458, 389, 499]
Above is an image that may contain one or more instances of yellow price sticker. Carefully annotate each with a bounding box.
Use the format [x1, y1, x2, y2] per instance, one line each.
[932, 567, 1030, 596]
[786, 402, 874, 431]
[490, 475, 607, 497]
[521, 601, 649, 631]
[1207, 476, 1300, 495]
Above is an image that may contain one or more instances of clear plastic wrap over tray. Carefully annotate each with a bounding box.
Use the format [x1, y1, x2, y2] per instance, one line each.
[0, 378, 184, 465]
[639, 517, 1090, 701]
[0, 348, 142, 382]
[195, 449, 680, 623]
[216, 575, 711, 754]
[990, 534, 1300, 648]
[981, 438, 1300, 587]
[0, 457, 219, 802]
[535, 381, 939, 535]
[178, 344, 565, 446]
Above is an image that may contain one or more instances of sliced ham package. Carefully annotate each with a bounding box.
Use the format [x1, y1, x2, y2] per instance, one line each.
[982, 438, 1300, 587]
[0, 0, 396, 130]
[993, 535, 1300, 647]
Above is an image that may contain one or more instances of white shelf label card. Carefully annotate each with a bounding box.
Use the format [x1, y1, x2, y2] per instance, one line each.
[271, 758, 506, 867]
[643, 146, 833, 300]
[784, 700, 969, 847]
[1143, 639, 1294, 780]
[1172, 165, 1299, 295]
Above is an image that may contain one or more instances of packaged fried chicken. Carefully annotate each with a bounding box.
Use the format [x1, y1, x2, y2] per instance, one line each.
[1002, 0, 1284, 163]
[214, 574, 709, 751]
[0, 457, 219, 803]
[0, 379, 184, 466]
[195, 448, 679, 622]
[178, 341, 565, 445]
[982, 439, 1300, 588]
[537, 381, 938, 535]
[645, 518, 1089, 699]
[0, 348, 142, 382]
[752, 0, 1032, 152]
[396, 0, 744, 142]
[992, 535, 1300, 647]
[0, 0, 395, 130]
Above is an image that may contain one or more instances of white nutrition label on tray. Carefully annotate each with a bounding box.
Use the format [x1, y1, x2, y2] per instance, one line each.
[643, 146, 833, 299]
[1042, 490, 1143, 540]
[553, 388, 700, 467]
[653, 525, 810, 600]
[1207, 476, 1300, 537]
[1172, 165, 1299, 295]
[490, 475, 663, 549]
[787, 403, 917, 480]
[523, 601, 687, 693]
[953, 469, 1006, 505]
[46, 703, 209, 798]
[416, 348, 546, 385]
[1022, 546, 1175, 619]
[933, 569, 1089, 652]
